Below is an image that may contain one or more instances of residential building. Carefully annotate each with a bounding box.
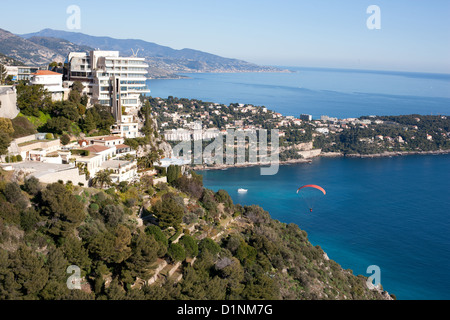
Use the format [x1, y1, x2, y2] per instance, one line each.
[80, 144, 116, 162]
[71, 143, 138, 182]
[66, 50, 150, 121]
[85, 135, 134, 155]
[110, 114, 140, 138]
[5, 66, 40, 81]
[6, 133, 61, 162]
[0, 85, 19, 119]
[300, 114, 313, 121]
[30, 70, 67, 101]
[315, 128, 329, 134]
[100, 159, 137, 183]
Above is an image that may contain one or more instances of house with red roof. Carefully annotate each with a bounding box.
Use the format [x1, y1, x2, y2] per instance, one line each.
[30, 70, 68, 101]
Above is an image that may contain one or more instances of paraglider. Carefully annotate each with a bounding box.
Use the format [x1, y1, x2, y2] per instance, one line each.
[296, 184, 326, 212]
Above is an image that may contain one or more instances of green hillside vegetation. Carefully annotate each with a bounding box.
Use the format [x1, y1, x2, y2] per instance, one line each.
[314, 115, 450, 155]
[0, 169, 394, 300]
[14, 80, 115, 138]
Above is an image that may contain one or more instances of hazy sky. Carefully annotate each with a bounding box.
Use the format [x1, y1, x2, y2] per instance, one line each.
[2, 0, 450, 73]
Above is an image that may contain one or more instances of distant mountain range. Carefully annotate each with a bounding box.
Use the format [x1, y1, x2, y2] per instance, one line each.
[0, 27, 285, 78]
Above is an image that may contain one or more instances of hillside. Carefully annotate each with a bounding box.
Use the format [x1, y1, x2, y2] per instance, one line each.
[21, 28, 286, 77]
[0, 28, 63, 66]
[0, 52, 25, 66]
[26, 36, 94, 59]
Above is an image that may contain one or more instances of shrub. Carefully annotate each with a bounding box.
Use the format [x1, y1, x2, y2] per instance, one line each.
[145, 225, 168, 247]
[198, 238, 220, 256]
[23, 176, 42, 195]
[60, 134, 71, 145]
[178, 235, 198, 258]
[167, 243, 186, 262]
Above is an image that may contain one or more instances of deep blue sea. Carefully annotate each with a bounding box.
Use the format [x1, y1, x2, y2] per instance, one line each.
[199, 156, 450, 300]
[147, 67, 450, 119]
[147, 67, 450, 299]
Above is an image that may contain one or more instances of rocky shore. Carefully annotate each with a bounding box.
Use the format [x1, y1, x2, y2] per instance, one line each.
[191, 158, 312, 171]
[344, 149, 450, 158]
[191, 149, 450, 171]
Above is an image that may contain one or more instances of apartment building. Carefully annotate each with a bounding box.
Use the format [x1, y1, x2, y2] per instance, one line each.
[66, 50, 150, 122]
[5, 66, 40, 81]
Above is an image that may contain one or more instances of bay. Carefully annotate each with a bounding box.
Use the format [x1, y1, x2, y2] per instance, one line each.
[199, 155, 450, 300]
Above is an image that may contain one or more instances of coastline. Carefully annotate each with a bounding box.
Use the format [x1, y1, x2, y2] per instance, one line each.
[192, 149, 450, 171]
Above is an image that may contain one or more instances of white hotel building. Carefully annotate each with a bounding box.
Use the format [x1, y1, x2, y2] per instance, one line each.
[67, 50, 150, 138]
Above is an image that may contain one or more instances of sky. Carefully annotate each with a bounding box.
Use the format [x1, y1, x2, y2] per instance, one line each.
[1, 0, 450, 73]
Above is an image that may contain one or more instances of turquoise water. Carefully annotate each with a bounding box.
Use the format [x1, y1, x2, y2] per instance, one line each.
[199, 155, 450, 300]
[147, 67, 450, 118]
[147, 67, 450, 299]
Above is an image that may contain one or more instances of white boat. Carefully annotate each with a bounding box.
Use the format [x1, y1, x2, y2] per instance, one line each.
[238, 188, 248, 193]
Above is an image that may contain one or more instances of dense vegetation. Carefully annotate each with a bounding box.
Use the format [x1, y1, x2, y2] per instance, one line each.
[0, 168, 393, 300]
[14, 80, 115, 140]
[314, 115, 450, 155]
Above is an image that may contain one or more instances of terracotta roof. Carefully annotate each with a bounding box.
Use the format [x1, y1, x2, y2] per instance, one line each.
[32, 70, 63, 76]
[81, 145, 113, 153]
[115, 144, 130, 150]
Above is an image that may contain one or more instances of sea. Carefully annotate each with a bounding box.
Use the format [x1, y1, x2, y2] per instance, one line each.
[147, 67, 450, 300]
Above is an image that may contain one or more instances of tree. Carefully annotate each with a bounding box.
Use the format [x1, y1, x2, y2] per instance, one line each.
[2, 182, 28, 210]
[215, 189, 233, 208]
[125, 231, 159, 278]
[60, 134, 71, 146]
[45, 117, 72, 134]
[145, 225, 168, 247]
[24, 176, 42, 196]
[178, 235, 198, 258]
[16, 82, 52, 116]
[82, 104, 115, 134]
[174, 171, 203, 199]
[167, 243, 186, 262]
[152, 193, 184, 229]
[61, 236, 91, 272]
[0, 64, 6, 85]
[82, 111, 96, 133]
[0, 118, 14, 156]
[0, 132, 11, 156]
[167, 165, 182, 185]
[9, 245, 49, 298]
[0, 118, 14, 136]
[92, 170, 113, 189]
[198, 238, 220, 256]
[39, 183, 85, 237]
[101, 204, 124, 228]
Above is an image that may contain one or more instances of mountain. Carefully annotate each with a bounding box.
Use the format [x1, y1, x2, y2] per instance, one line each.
[26, 36, 94, 59]
[0, 52, 25, 66]
[21, 28, 285, 77]
[0, 28, 62, 66]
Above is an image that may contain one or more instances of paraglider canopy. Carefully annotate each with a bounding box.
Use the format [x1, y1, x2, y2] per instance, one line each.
[296, 184, 326, 195]
[296, 184, 326, 212]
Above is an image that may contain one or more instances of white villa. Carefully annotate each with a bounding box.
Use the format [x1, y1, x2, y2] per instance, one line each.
[30, 70, 68, 101]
